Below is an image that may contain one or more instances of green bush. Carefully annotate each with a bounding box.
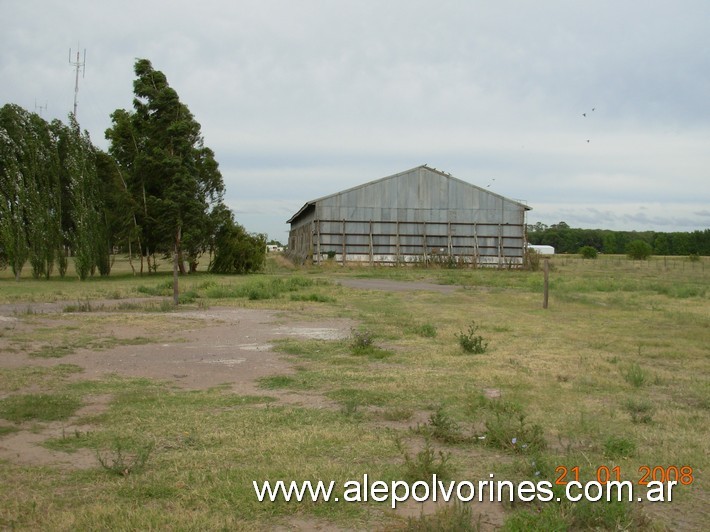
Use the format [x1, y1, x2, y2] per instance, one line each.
[456, 321, 488, 354]
[578, 245, 598, 259]
[420, 407, 466, 444]
[209, 214, 266, 274]
[626, 240, 653, 260]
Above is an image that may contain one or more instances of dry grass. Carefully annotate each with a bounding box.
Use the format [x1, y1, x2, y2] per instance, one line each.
[0, 255, 707, 530]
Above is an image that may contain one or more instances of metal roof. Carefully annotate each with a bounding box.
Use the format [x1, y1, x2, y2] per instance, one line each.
[287, 164, 531, 224]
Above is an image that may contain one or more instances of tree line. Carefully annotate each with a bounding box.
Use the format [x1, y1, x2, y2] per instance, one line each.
[0, 59, 265, 281]
[527, 222, 710, 256]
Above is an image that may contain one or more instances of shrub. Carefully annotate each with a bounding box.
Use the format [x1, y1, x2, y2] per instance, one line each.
[209, 213, 266, 274]
[623, 363, 647, 387]
[483, 410, 546, 454]
[626, 240, 653, 260]
[579, 246, 598, 259]
[456, 322, 488, 354]
[412, 323, 437, 338]
[397, 438, 454, 482]
[623, 398, 654, 424]
[351, 328, 375, 350]
[419, 407, 465, 444]
[523, 247, 541, 271]
[96, 439, 154, 476]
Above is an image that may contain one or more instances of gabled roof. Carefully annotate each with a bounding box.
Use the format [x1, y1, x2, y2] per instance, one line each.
[287, 164, 530, 224]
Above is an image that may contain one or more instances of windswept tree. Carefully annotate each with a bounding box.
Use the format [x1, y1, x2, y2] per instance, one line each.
[0, 104, 62, 280]
[208, 205, 266, 274]
[53, 117, 107, 279]
[106, 59, 226, 302]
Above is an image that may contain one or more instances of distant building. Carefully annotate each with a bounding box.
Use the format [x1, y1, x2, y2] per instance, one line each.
[287, 165, 531, 267]
[266, 244, 283, 253]
[526, 244, 555, 255]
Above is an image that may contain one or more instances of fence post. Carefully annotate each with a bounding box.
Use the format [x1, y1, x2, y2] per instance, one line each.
[543, 258, 549, 309]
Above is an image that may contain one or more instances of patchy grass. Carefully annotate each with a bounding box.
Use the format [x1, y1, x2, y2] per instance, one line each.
[0, 364, 83, 392]
[0, 393, 82, 423]
[0, 255, 708, 530]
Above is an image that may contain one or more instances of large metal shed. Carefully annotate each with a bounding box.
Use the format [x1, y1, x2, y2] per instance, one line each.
[287, 165, 531, 267]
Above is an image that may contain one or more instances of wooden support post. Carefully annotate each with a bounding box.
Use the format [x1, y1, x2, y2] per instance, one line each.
[472, 224, 479, 267]
[395, 220, 401, 265]
[447, 221, 453, 258]
[423, 222, 428, 266]
[543, 258, 549, 309]
[497, 224, 503, 268]
[315, 220, 321, 265]
[369, 220, 374, 266]
[341, 219, 346, 266]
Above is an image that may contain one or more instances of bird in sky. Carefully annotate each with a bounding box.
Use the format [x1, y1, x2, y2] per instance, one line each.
[582, 113, 586, 117]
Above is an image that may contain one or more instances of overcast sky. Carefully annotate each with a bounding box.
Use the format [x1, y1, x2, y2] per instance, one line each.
[2, 0, 709, 241]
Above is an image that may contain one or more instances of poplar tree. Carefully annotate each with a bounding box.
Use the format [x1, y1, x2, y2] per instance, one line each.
[0, 105, 62, 280]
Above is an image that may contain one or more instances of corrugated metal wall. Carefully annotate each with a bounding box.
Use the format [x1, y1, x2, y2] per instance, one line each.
[288, 166, 528, 267]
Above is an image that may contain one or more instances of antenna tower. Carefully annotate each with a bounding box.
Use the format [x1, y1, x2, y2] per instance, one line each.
[34, 99, 48, 117]
[69, 45, 86, 120]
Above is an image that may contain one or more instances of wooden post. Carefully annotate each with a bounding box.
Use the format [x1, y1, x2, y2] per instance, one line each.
[173, 226, 181, 306]
[315, 220, 321, 265]
[341, 219, 346, 266]
[447, 221, 453, 258]
[369, 220, 374, 266]
[543, 258, 549, 309]
[423, 222, 428, 266]
[395, 220, 401, 265]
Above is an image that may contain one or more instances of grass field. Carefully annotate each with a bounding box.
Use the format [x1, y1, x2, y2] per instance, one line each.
[0, 254, 708, 530]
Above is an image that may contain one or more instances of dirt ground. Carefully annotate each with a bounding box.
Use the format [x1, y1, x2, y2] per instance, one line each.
[0, 279, 507, 529]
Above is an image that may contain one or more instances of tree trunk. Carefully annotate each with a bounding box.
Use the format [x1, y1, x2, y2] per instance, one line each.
[127, 238, 135, 275]
[178, 247, 186, 275]
[172, 226, 181, 306]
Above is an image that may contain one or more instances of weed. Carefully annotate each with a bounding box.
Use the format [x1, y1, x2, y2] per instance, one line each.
[397, 438, 454, 482]
[382, 408, 414, 422]
[483, 411, 546, 454]
[340, 397, 361, 417]
[351, 328, 375, 350]
[472, 398, 546, 454]
[411, 323, 437, 338]
[349, 328, 394, 359]
[96, 439, 154, 476]
[456, 321, 488, 354]
[623, 362, 647, 387]
[399, 501, 480, 531]
[178, 290, 199, 304]
[290, 293, 335, 303]
[137, 280, 173, 296]
[418, 407, 466, 444]
[503, 494, 647, 531]
[623, 398, 654, 424]
[603, 435, 636, 459]
[63, 299, 103, 312]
